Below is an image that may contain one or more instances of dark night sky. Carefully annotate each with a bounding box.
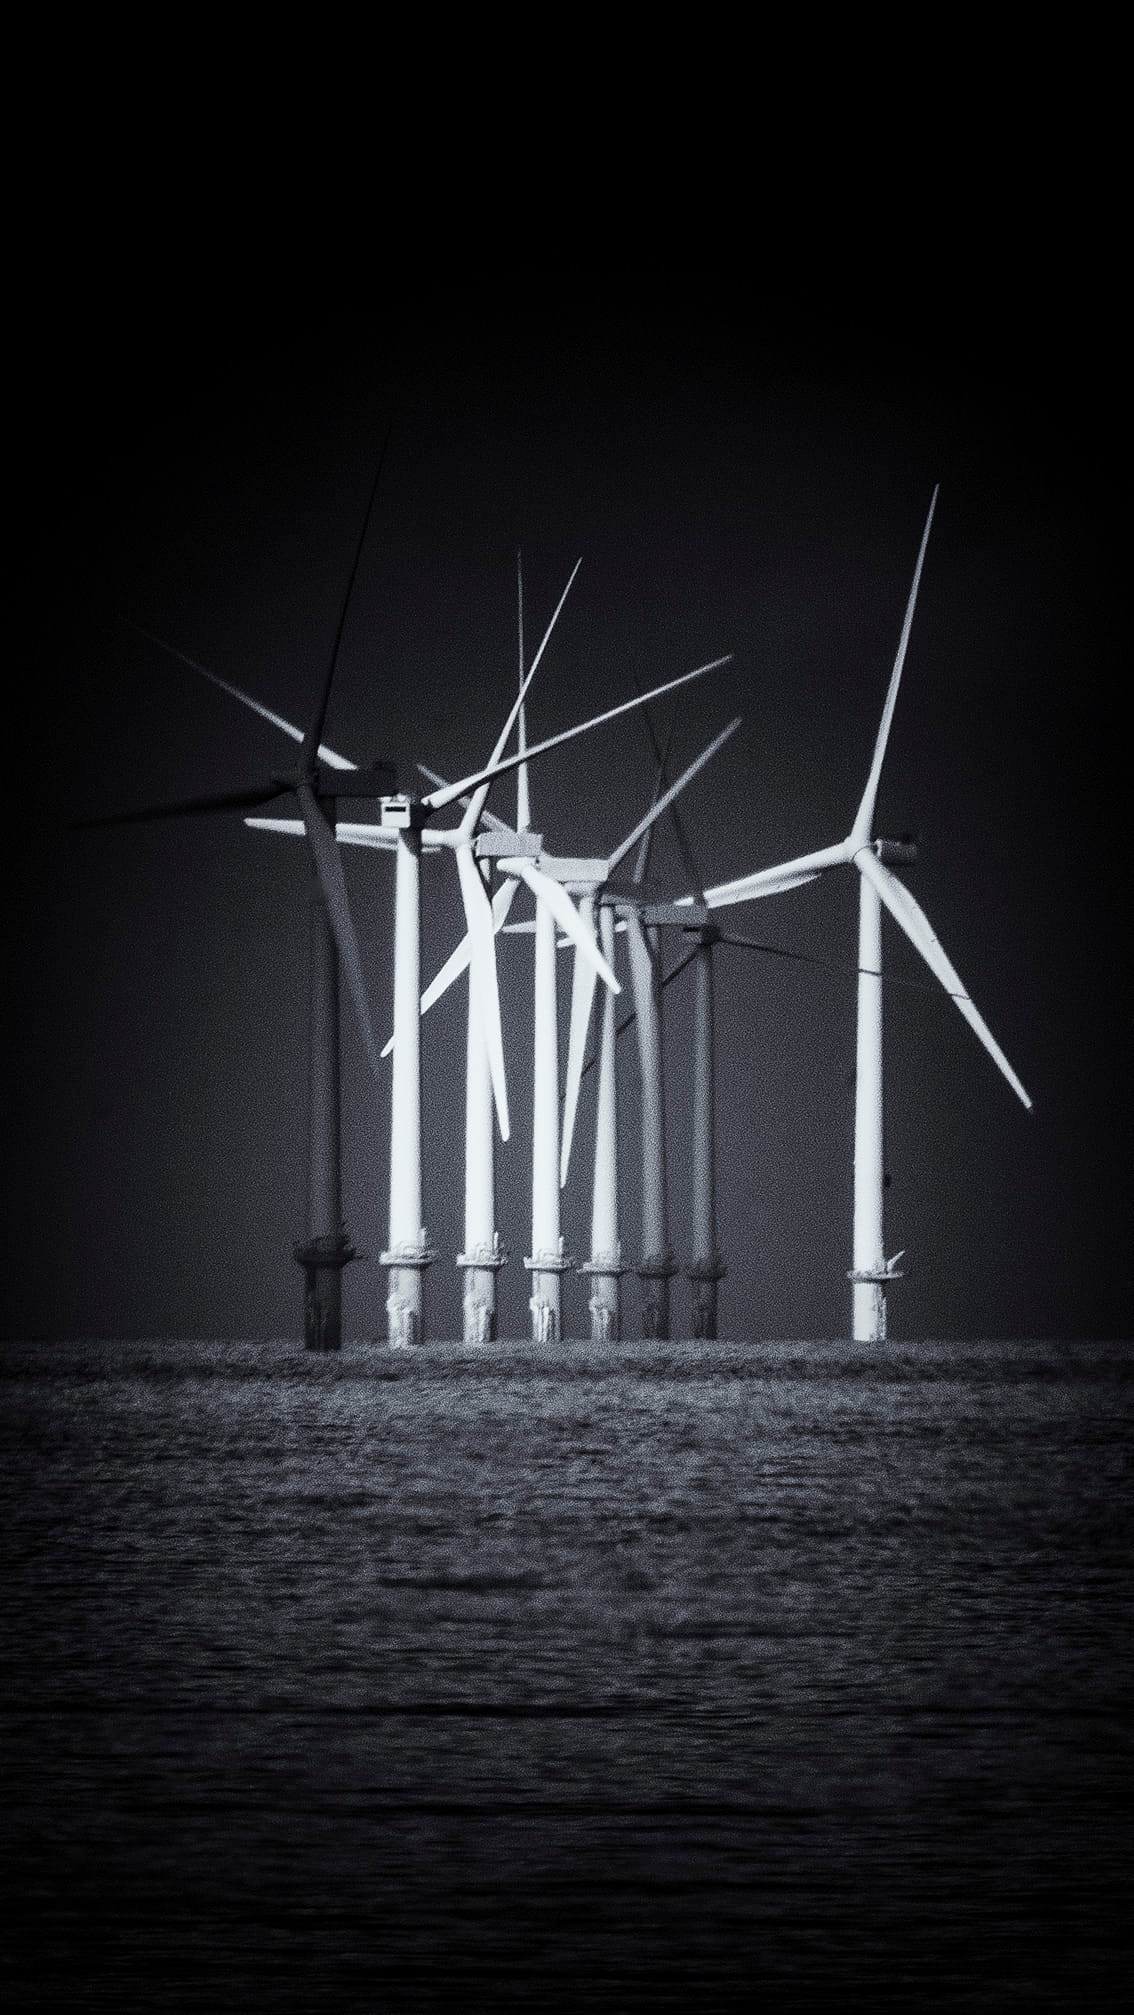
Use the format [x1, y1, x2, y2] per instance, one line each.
[8, 262, 1129, 1340]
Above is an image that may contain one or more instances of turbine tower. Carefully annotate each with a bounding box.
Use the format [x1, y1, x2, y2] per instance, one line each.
[618, 709, 684, 1339]
[621, 904, 676, 1337]
[683, 488, 1033, 1341]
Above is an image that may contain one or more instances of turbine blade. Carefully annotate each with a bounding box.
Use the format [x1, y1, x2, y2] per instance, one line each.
[696, 840, 853, 908]
[622, 907, 655, 1028]
[458, 556, 583, 839]
[628, 666, 706, 897]
[660, 945, 700, 992]
[381, 875, 518, 1056]
[325, 823, 399, 849]
[123, 622, 356, 768]
[516, 551, 531, 833]
[300, 426, 391, 769]
[856, 848, 1032, 1108]
[416, 764, 514, 835]
[296, 781, 384, 1084]
[491, 556, 582, 767]
[245, 816, 400, 849]
[422, 656, 734, 814]
[580, 941, 697, 1082]
[508, 861, 620, 994]
[633, 695, 681, 885]
[607, 717, 741, 874]
[720, 930, 1002, 999]
[72, 779, 290, 828]
[718, 933, 827, 965]
[851, 485, 939, 844]
[456, 846, 511, 1141]
[560, 898, 600, 1186]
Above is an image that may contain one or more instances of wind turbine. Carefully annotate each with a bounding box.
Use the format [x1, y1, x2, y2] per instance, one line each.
[684, 486, 1033, 1341]
[75, 453, 395, 1351]
[553, 718, 743, 1340]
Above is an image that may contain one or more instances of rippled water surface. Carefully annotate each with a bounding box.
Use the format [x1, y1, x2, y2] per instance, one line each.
[2, 1338, 1131, 2009]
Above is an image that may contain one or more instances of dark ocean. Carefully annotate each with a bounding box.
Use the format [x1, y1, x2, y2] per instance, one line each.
[2, 1338, 1130, 2011]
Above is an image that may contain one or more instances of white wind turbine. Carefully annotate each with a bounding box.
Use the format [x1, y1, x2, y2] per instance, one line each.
[552, 718, 743, 1340]
[684, 487, 1033, 1341]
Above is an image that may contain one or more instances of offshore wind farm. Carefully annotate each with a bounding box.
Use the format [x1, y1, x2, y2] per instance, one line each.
[71, 479, 1032, 1352]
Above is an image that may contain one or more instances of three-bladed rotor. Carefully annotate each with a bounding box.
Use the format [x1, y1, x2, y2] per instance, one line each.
[665, 488, 1032, 1111]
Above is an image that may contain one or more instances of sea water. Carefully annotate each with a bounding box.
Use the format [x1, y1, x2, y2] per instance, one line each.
[2, 1338, 1131, 2010]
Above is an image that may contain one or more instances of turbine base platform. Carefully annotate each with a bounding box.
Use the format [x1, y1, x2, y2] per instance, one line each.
[294, 1232, 357, 1354]
[523, 1249, 576, 1275]
[456, 1239, 508, 1273]
[379, 1242, 437, 1271]
[637, 1252, 679, 1280]
[636, 1255, 678, 1339]
[294, 1232, 357, 1271]
[687, 1254, 728, 1284]
[687, 1255, 727, 1342]
[578, 1253, 630, 1278]
[381, 1239, 437, 1349]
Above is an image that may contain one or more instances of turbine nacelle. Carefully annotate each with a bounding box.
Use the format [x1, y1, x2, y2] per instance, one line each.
[379, 794, 430, 832]
[871, 836, 919, 866]
[533, 855, 612, 892]
[473, 830, 543, 859]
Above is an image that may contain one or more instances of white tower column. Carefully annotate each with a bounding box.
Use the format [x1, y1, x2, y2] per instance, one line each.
[525, 896, 572, 1340]
[579, 903, 627, 1340]
[381, 827, 434, 1344]
[850, 869, 889, 1341]
[625, 911, 676, 1338]
[688, 928, 726, 1339]
[456, 958, 505, 1342]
